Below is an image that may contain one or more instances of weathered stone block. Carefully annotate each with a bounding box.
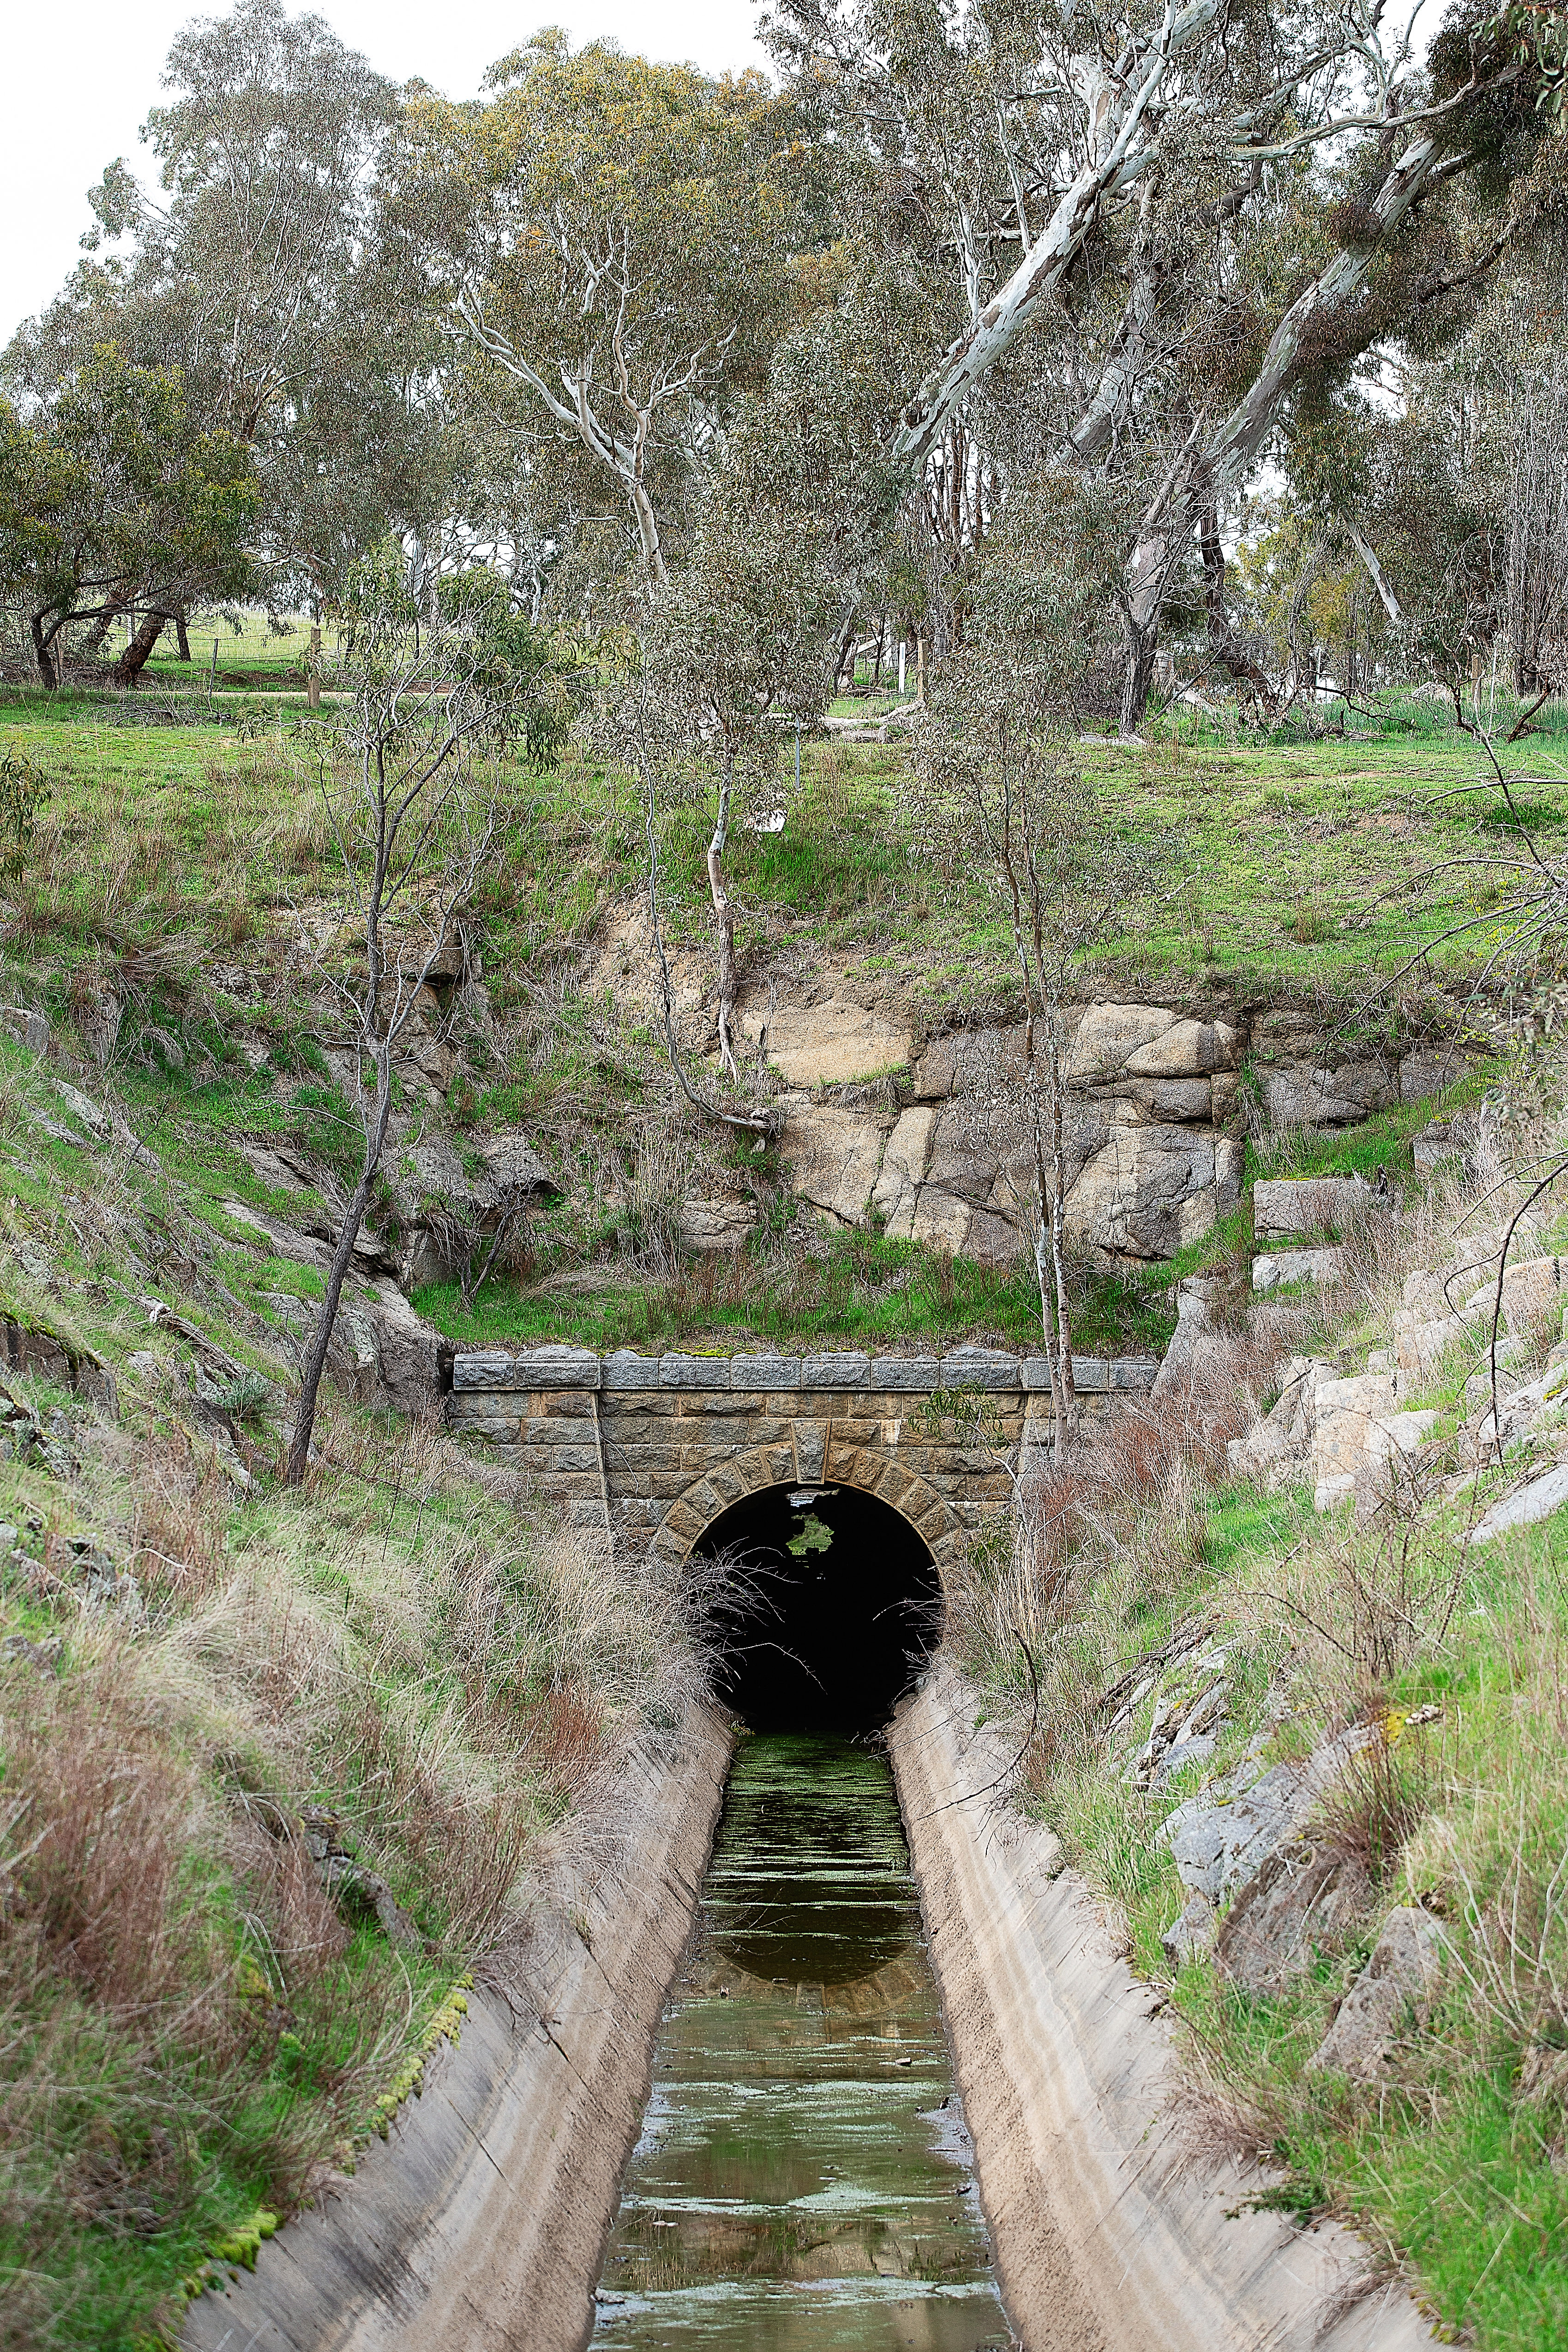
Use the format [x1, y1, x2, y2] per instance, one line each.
[800, 1351, 871, 1388]
[603, 1351, 660, 1390]
[466, 1343, 601, 1390]
[1071, 1357, 1110, 1391]
[732, 1353, 801, 1390]
[868, 1355, 944, 1391]
[452, 1349, 528, 1391]
[938, 1346, 1019, 1390]
[1111, 1357, 1161, 1390]
[449, 1415, 522, 1444]
[793, 1425, 827, 1482]
[661, 1353, 732, 1389]
[678, 1417, 761, 1453]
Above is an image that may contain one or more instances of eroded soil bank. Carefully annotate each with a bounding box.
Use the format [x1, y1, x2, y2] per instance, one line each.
[889, 1658, 1437, 2352]
[590, 1732, 1009, 2350]
[181, 1703, 732, 2352]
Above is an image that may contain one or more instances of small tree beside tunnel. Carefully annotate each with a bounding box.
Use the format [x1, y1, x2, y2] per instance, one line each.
[283, 546, 571, 1485]
[916, 663, 1175, 1464]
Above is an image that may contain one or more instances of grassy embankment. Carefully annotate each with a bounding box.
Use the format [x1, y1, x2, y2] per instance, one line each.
[0, 677, 1549, 1364]
[0, 710, 697, 2352]
[0, 1041, 694, 2346]
[0, 672, 1556, 2342]
[947, 1138, 1568, 2352]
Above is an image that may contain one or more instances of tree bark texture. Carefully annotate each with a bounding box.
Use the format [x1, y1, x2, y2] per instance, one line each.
[113, 608, 168, 687]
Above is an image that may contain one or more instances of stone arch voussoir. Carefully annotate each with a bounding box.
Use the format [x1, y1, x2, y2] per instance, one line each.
[660, 1441, 961, 1570]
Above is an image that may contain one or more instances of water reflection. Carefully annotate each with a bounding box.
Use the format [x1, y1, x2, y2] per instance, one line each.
[591, 1734, 1010, 2351]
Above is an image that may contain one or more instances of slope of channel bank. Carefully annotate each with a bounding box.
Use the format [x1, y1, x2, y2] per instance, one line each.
[889, 1658, 1437, 2352]
[182, 1703, 733, 2352]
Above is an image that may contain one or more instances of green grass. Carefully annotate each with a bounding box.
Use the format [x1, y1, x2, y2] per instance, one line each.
[414, 1221, 1179, 1359]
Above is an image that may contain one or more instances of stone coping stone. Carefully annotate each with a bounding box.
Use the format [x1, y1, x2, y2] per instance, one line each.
[730, 1353, 803, 1390]
[659, 1353, 733, 1389]
[938, 1347, 1021, 1390]
[455, 1345, 1165, 1395]
[453, 1345, 601, 1391]
[869, 1355, 945, 1391]
[800, 1351, 872, 1388]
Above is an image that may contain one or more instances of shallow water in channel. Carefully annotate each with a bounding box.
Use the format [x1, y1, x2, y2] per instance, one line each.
[590, 1733, 1009, 2351]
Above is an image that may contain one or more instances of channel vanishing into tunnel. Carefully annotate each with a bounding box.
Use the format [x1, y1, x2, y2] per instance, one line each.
[696, 1480, 945, 1735]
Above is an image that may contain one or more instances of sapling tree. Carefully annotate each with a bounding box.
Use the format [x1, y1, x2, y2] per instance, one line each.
[284, 546, 566, 1484]
[602, 390, 845, 1135]
[917, 648, 1171, 1462]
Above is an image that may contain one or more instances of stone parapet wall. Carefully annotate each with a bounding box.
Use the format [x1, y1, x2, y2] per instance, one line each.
[446, 1344, 1159, 1568]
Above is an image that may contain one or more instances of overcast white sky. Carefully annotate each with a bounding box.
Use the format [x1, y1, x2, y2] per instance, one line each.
[1, 0, 768, 351]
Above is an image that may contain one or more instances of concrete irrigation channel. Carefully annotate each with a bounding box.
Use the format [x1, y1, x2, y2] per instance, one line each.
[184, 1483, 1440, 2352]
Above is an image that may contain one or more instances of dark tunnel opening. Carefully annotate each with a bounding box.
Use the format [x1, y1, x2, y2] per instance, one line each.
[696, 1481, 943, 1735]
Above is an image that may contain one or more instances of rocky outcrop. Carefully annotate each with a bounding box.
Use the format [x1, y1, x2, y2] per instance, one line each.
[753, 995, 1472, 1267]
[1305, 1907, 1448, 2081]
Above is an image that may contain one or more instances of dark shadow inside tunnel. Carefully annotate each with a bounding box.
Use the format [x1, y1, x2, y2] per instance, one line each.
[696, 1482, 943, 1734]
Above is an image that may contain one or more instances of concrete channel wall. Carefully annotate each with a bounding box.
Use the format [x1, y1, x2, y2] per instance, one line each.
[889, 1658, 1438, 2352]
[182, 1703, 733, 2352]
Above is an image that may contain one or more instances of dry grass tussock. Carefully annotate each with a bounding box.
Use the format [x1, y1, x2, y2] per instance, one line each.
[946, 1331, 1284, 1778]
[0, 1359, 705, 2345]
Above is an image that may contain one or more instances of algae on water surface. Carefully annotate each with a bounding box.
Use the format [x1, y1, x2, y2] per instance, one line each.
[591, 1733, 1009, 2350]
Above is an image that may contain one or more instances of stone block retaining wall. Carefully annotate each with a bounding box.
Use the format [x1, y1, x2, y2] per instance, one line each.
[447, 1344, 1159, 1570]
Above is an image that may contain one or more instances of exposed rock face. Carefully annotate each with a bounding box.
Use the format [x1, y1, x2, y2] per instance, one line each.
[1305, 1907, 1447, 2081]
[676, 1198, 757, 1252]
[393, 1130, 559, 1286]
[1163, 1724, 1375, 1903]
[740, 997, 912, 1086]
[1253, 1175, 1376, 1241]
[758, 988, 1471, 1266]
[592, 922, 1475, 1268]
[1215, 1843, 1370, 1994]
[863, 1002, 1249, 1265]
[778, 1103, 890, 1226]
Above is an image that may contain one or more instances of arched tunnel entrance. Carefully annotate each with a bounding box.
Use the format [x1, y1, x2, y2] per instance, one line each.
[695, 1480, 943, 1735]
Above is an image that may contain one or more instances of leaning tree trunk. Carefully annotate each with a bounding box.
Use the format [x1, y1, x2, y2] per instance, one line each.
[285, 1062, 394, 1485]
[30, 617, 60, 689]
[1045, 1013, 1078, 1452]
[1118, 605, 1159, 737]
[112, 608, 167, 688]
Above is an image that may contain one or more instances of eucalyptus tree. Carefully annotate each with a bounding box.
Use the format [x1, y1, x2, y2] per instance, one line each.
[414, 35, 820, 586]
[6, 0, 446, 616]
[0, 349, 257, 687]
[602, 357, 855, 1129]
[766, 0, 1565, 723]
